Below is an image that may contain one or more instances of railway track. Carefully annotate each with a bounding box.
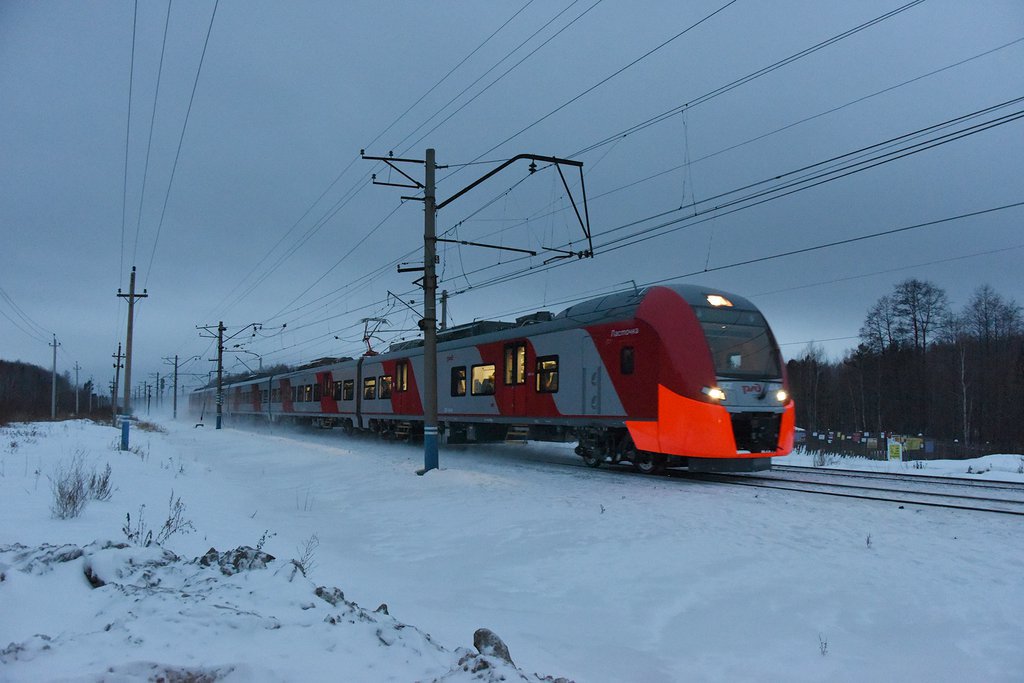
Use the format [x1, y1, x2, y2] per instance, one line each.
[771, 463, 1024, 492]
[674, 469, 1024, 516]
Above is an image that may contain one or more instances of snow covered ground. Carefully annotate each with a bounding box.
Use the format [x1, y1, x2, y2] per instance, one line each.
[1, 418, 1022, 682]
[786, 445, 1024, 482]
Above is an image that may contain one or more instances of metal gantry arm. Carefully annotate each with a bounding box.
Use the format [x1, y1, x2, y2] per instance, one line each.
[437, 154, 594, 261]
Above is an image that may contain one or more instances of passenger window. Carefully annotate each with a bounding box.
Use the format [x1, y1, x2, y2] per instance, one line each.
[536, 356, 559, 393]
[333, 381, 343, 401]
[504, 343, 526, 385]
[313, 383, 321, 401]
[471, 364, 496, 396]
[379, 375, 393, 399]
[363, 377, 376, 400]
[451, 366, 467, 397]
[621, 346, 635, 375]
[304, 385, 313, 402]
[342, 379, 354, 401]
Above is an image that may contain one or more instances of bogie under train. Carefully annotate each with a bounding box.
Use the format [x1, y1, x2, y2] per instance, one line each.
[190, 284, 795, 472]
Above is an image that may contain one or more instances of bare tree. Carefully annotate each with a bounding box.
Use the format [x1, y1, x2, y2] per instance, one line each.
[892, 278, 950, 352]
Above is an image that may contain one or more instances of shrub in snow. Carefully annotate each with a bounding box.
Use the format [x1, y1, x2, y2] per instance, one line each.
[88, 463, 112, 501]
[290, 533, 319, 578]
[122, 490, 195, 547]
[49, 454, 89, 519]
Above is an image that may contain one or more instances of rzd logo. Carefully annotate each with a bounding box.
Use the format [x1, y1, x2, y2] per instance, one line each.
[741, 384, 764, 395]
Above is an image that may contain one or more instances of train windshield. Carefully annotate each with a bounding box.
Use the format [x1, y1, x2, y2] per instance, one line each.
[695, 307, 781, 379]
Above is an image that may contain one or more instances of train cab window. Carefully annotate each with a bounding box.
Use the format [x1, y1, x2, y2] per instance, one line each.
[333, 381, 343, 401]
[313, 383, 321, 401]
[342, 379, 354, 401]
[396, 362, 408, 392]
[451, 366, 467, 397]
[621, 346, 635, 375]
[379, 375, 393, 399]
[471, 364, 496, 396]
[536, 356, 559, 393]
[363, 377, 376, 400]
[504, 342, 526, 385]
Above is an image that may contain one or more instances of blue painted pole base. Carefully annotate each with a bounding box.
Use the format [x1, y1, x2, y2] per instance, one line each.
[120, 417, 130, 451]
[419, 426, 439, 475]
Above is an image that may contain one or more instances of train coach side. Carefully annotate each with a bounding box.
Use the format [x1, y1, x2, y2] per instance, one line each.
[189, 283, 794, 471]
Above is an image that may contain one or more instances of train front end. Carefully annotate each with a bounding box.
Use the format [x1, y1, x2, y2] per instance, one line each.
[625, 285, 795, 471]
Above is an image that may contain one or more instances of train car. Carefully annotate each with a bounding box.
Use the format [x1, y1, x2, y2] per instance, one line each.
[190, 283, 795, 472]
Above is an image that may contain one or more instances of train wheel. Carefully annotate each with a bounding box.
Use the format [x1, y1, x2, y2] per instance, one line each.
[581, 449, 603, 468]
[632, 451, 664, 475]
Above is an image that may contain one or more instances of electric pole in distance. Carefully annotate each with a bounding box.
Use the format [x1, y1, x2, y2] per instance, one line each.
[117, 266, 148, 416]
[112, 343, 124, 423]
[197, 322, 261, 429]
[361, 149, 592, 475]
[50, 334, 60, 419]
[164, 355, 180, 419]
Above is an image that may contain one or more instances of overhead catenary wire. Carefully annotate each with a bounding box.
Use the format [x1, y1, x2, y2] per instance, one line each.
[253, 104, 1024, 365]
[420, 0, 946, 267]
[516, 35, 1024, 228]
[209, 0, 928, 340]
[436, 97, 1024, 295]
[569, 0, 930, 159]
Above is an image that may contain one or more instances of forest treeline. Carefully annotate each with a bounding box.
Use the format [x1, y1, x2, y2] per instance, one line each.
[0, 359, 97, 424]
[786, 279, 1024, 451]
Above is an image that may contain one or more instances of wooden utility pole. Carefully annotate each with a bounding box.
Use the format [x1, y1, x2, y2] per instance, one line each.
[112, 343, 124, 421]
[117, 266, 148, 415]
[50, 334, 60, 419]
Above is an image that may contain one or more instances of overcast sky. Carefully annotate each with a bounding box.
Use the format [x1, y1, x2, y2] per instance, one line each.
[2, 0, 1022, 399]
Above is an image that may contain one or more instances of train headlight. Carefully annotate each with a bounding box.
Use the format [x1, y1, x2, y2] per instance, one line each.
[776, 389, 789, 403]
[703, 386, 727, 401]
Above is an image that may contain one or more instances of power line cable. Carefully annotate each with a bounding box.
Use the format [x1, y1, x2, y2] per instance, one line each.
[450, 0, 740, 169]
[439, 105, 1024, 296]
[144, 0, 220, 287]
[393, 0, 602, 155]
[208, 3, 540, 322]
[132, 0, 172, 267]
[570, 0, 929, 158]
[367, 0, 537, 153]
[120, 0, 138, 285]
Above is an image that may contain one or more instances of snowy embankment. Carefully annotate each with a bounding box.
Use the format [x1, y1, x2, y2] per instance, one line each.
[1, 419, 1022, 682]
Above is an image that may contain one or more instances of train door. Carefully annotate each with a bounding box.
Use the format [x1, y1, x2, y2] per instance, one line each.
[503, 341, 528, 417]
[582, 339, 602, 415]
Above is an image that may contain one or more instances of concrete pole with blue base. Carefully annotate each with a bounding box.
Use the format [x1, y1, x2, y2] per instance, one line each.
[119, 415, 130, 451]
[420, 148, 439, 474]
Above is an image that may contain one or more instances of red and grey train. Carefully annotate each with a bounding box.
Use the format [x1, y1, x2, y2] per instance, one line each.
[190, 284, 795, 472]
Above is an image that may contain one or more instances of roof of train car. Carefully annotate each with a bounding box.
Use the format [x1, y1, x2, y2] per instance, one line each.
[197, 283, 760, 389]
